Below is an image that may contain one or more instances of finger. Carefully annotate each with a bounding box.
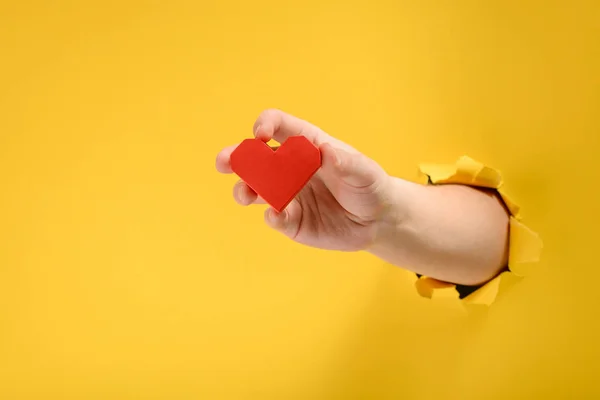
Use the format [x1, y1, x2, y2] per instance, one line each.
[319, 142, 387, 191]
[216, 145, 238, 174]
[253, 109, 327, 145]
[264, 199, 302, 239]
[233, 181, 268, 205]
[233, 181, 257, 205]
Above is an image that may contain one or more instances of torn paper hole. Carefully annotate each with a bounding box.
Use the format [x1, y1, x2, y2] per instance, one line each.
[415, 156, 543, 307]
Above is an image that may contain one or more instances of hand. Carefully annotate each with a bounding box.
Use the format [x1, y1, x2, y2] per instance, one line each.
[216, 109, 397, 252]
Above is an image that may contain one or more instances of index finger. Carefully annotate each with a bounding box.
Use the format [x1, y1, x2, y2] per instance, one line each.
[252, 109, 326, 145]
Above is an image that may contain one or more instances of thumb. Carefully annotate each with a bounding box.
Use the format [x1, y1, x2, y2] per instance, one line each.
[319, 142, 385, 190]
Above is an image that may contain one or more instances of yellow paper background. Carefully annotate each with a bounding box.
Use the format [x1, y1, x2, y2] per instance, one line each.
[1, 1, 598, 399]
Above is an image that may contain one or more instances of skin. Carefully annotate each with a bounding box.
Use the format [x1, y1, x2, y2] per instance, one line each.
[216, 109, 510, 286]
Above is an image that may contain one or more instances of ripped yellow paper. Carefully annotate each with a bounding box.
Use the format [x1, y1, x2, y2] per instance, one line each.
[416, 156, 543, 307]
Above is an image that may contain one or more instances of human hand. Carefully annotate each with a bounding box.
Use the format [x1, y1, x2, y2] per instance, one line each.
[216, 109, 396, 252]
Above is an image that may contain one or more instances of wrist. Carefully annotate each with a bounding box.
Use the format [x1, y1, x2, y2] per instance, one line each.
[367, 176, 425, 256]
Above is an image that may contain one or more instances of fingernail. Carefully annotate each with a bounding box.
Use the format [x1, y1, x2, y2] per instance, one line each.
[254, 124, 262, 135]
[233, 182, 243, 203]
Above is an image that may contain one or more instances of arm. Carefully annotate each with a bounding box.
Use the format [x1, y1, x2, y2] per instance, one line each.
[218, 109, 511, 287]
[369, 177, 510, 286]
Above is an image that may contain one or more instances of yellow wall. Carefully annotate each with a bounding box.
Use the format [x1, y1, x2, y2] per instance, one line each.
[1, 1, 598, 398]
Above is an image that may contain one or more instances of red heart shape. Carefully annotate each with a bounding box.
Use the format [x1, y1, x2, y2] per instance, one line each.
[230, 136, 322, 212]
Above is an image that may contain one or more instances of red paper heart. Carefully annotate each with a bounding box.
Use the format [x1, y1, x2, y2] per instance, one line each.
[230, 136, 322, 212]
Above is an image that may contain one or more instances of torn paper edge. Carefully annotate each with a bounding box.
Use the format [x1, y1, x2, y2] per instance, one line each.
[415, 156, 543, 308]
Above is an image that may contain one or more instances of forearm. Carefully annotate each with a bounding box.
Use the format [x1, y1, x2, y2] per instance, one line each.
[369, 177, 510, 286]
